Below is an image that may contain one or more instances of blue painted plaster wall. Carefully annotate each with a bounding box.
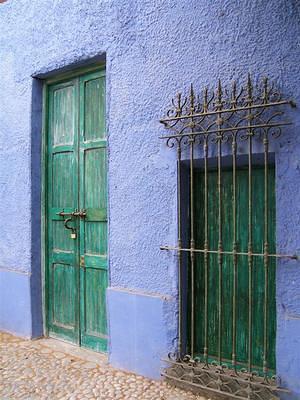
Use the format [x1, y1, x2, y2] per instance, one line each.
[0, 0, 299, 396]
[107, 287, 176, 379]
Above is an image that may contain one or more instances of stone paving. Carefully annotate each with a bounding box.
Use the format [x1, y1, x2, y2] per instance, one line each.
[0, 332, 207, 400]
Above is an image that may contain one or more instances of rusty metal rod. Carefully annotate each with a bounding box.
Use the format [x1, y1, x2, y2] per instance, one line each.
[203, 134, 209, 365]
[247, 77, 253, 374]
[160, 99, 295, 123]
[160, 246, 299, 260]
[189, 85, 196, 359]
[177, 141, 183, 355]
[159, 121, 292, 140]
[216, 83, 223, 366]
[263, 133, 269, 378]
[232, 132, 237, 372]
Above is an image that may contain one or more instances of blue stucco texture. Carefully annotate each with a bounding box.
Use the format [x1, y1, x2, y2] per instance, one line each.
[0, 0, 300, 395]
[107, 287, 176, 379]
[0, 269, 32, 337]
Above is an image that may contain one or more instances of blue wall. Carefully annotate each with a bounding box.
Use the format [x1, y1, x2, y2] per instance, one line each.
[0, 0, 299, 397]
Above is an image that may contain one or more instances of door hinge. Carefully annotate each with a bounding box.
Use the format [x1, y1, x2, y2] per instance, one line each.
[80, 255, 85, 267]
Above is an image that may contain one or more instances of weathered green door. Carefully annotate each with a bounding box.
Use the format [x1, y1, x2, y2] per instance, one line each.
[46, 69, 107, 352]
[192, 166, 276, 374]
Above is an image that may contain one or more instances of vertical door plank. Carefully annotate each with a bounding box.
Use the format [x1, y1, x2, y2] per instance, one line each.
[47, 80, 80, 344]
[79, 70, 108, 352]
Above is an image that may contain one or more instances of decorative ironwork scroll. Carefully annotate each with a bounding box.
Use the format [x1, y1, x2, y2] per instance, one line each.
[161, 355, 289, 400]
[159, 75, 296, 400]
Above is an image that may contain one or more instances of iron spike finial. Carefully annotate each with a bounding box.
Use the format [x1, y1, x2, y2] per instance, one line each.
[190, 83, 195, 113]
[232, 80, 237, 98]
[217, 79, 222, 102]
[177, 91, 181, 103]
[203, 87, 208, 112]
[231, 80, 237, 108]
[171, 92, 183, 117]
[247, 72, 251, 84]
[262, 77, 268, 104]
[215, 79, 223, 110]
[247, 73, 253, 101]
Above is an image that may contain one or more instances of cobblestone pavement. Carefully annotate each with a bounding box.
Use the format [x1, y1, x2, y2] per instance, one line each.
[0, 332, 207, 400]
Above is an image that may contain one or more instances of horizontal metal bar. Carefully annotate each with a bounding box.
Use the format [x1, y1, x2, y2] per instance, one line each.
[160, 245, 299, 260]
[159, 121, 292, 140]
[56, 211, 74, 216]
[56, 210, 86, 217]
[160, 100, 295, 124]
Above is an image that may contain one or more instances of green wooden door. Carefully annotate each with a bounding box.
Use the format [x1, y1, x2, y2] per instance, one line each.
[192, 166, 276, 374]
[46, 69, 107, 352]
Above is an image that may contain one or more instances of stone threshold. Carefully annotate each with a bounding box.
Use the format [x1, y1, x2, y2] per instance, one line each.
[37, 337, 108, 367]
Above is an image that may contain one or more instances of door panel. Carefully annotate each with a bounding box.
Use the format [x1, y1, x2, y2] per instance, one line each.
[52, 85, 75, 146]
[79, 71, 108, 352]
[83, 75, 106, 140]
[52, 263, 77, 329]
[47, 80, 79, 344]
[83, 268, 108, 336]
[52, 153, 74, 204]
[46, 70, 107, 351]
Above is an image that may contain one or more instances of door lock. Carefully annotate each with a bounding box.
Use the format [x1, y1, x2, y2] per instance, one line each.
[56, 209, 87, 240]
[64, 217, 77, 239]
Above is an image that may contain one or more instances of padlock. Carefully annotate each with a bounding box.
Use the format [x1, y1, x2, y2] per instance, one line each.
[71, 232, 76, 239]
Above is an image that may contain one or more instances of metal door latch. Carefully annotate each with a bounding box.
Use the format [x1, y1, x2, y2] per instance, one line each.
[80, 255, 85, 267]
[56, 209, 87, 240]
[63, 217, 77, 239]
[56, 209, 87, 218]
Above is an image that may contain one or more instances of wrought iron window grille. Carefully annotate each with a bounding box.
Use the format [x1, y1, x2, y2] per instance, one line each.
[159, 75, 297, 400]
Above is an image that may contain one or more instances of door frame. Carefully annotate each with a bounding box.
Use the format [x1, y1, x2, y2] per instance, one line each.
[41, 63, 106, 338]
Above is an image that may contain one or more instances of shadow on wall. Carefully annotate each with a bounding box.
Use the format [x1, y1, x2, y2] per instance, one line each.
[30, 78, 43, 337]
